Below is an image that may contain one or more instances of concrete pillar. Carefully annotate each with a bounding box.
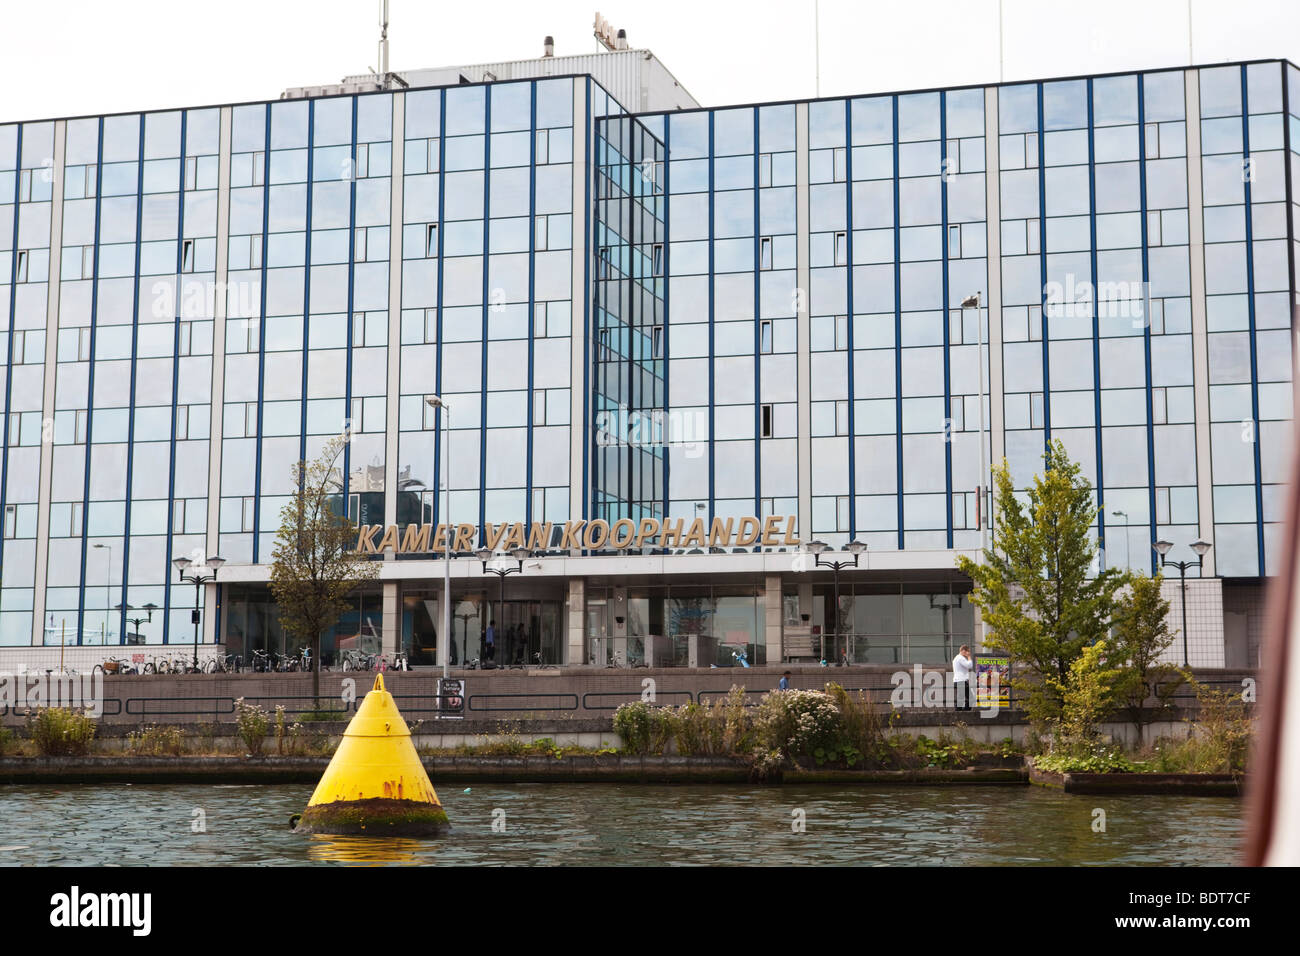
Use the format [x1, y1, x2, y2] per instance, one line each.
[31, 118, 65, 645]
[382, 580, 400, 656]
[569, 80, 588, 528]
[982, 86, 1005, 520]
[764, 573, 783, 663]
[566, 577, 585, 664]
[1184, 68, 1217, 577]
[202, 106, 234, 647]
[798, 579, 813, 627]
[205, 107, 233, 560]
[795, 102, 813, 547]
[383, 92, 405, 533]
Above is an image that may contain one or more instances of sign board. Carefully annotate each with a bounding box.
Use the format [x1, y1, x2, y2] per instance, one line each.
[356, 515, 801, 554]
[975, 656, 1011, 709]
[436, 677, 465, 720]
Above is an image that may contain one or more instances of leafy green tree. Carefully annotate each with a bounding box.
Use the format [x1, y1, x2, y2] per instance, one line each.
[1045, 638, 1124, 752]
[1111, 572, 1182, 744]
[269, 435, 380, 706]
[957, 440, 1129, 729]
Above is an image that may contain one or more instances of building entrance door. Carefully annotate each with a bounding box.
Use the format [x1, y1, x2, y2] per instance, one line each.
[493, 600, 565, 666]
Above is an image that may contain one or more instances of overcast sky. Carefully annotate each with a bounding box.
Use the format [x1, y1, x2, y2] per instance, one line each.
[1, 0, 1297, 122]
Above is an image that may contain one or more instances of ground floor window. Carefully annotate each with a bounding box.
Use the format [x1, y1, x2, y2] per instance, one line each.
[588, 583, 765, 668]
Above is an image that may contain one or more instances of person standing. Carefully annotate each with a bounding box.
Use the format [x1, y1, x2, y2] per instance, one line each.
[484, 619, 496, 663]
[952, 644, 973, 711]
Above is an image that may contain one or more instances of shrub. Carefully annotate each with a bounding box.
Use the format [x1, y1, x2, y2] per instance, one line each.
[753, 688, 842, 762]
[28, 707, 98, 756]
[234, 698, 270, 756]
[914, 732, 977, 769]
[669, 702, 726, 756]
[126, 724, 184, 756]
[719, 686, 754, 754]
[1182, 674, 1253, 775]
[613, 700, 673, 755]
[748, 748, 785, 782]
[826, 682, 885, 761]
[1044, 639, 1123, 754]
[0, 725, 15, 756]
[1034, 745, 1141, 774]
[193, 721, 219, 754]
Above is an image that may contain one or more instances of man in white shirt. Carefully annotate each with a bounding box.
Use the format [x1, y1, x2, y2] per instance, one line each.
[952, 644, 974, 711]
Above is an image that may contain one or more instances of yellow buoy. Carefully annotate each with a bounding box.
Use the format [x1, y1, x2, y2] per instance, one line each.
[295, 673, 449, 836]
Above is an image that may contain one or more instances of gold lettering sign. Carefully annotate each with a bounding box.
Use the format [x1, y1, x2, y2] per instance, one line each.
[354, 517, 801, 554]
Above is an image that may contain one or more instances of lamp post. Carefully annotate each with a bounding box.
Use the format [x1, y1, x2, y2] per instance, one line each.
[115, 602, 158, 645]
[426, 396, 452, 679]
[1152, 538, 1212, 666]
[1112, 509, 1130, 571]
[172, 555, 225, 672]
[92, 543, 112, 644]
[477, 547, 531, 664]
[805, 539, 868, 665]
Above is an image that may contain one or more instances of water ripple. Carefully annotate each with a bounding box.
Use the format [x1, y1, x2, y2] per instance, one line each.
[0, 783, 1244, 866]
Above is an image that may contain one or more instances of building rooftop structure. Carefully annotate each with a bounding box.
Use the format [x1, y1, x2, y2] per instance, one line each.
[283, 41, 700, 114]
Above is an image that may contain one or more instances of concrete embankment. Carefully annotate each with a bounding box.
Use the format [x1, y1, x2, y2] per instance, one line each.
[1027, 764, 1244, 796]
[0, 754, 1028, 786]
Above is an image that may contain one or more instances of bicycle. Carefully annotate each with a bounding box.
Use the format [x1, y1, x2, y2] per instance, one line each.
[339, 649, 373, 672]
[94, 656, 139, 676]
[531, 651, 560, 671]
[250, 649, 272, 673]
[202, 653, 242, 674]
[170, 657, 201, 674]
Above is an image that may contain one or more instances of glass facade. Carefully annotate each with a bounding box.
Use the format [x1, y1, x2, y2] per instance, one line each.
[599, 60, 1298, 577]
[0, 59, 1296, 655]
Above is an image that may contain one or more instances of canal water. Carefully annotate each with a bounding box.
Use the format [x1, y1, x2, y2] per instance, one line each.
[0, 783, 1242, 866]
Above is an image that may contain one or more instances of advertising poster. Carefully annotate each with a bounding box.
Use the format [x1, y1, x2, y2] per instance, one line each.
[975, 656, 1010, 709]
[436, 677, 466, 720]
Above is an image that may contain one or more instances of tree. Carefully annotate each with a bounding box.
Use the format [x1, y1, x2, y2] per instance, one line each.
[269, 435, 380, 706]
[956, 439, 1130, 729]
[1111, 572, 1182, 744]
[1045, 638, 1125, 752]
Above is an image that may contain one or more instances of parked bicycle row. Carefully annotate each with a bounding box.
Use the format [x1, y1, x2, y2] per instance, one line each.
[75, 649, 412, 676]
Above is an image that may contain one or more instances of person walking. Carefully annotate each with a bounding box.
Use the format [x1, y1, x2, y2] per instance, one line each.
[484, 619, 497, 663]
[952, 644, 973, 711]
[779, 670, 792, 691]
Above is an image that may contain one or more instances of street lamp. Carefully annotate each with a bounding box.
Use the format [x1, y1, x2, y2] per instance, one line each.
[1153, 538, 1212, 666]
[806, 539, 867, 666]
[92, 543, 113, 644]
[115, 602, 159, 645]
[172, 555, 225, 672]
[478, 546, 532, 665]
[1111, 510, 1130, 571]
[426, 395, 452, 679]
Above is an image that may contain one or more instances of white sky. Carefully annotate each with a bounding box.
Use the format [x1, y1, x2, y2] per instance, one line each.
[1, 0, 1297, 122]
